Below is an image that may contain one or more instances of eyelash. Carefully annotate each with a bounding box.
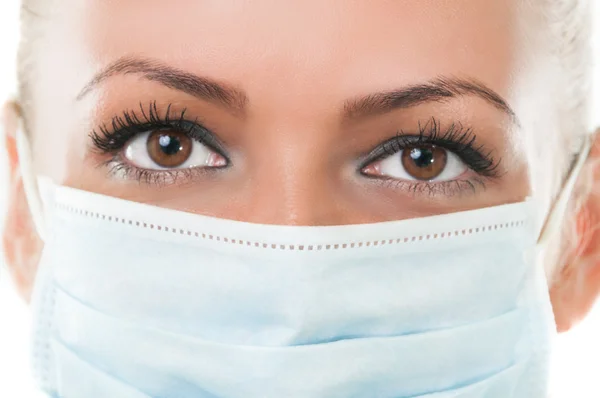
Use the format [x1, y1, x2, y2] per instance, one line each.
[90, 104, 500, 195]
[359, 118, 500, 196]
[90, 102, 228, 185]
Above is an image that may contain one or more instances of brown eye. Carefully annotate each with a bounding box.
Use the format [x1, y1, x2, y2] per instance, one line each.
[124, 131, 227, 170]
[146, 131, 193, 168]
[400, 145, 447, 180]
[362, 144, 467, 182]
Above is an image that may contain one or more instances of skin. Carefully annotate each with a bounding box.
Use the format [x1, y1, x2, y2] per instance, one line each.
[2, 0, 600, 332]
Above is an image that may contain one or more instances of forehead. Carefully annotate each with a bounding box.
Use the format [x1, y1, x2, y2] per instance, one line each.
[40, 0, 519, 107]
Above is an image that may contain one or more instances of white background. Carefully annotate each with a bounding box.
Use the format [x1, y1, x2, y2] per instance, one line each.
[0, 1, 600, 397]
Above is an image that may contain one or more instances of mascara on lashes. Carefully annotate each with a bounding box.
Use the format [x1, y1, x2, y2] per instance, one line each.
[89, 101, 228, 161]
[360, 119, 500, 178]
[90, 105, 499, 186]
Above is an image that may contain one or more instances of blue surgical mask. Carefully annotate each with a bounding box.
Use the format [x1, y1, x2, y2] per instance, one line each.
[17, 125, 592, 398]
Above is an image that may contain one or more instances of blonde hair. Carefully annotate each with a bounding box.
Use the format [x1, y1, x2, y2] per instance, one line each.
[529, 0, 596, 282]
[16, 0, 596, 280]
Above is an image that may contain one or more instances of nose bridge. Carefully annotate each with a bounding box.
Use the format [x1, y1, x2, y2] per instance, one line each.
[242, 126, 346, 226]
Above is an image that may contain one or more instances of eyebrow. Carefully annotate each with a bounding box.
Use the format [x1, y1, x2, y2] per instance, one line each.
[77, 56, 248, 114]
[79, 57, 515, 123]
[343, 77, 517, 123]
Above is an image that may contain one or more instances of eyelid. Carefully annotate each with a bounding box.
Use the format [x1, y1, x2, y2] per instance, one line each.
[169, 120, 229, 160]
[359, 121, 499, 178]
[89, 102, 230, 162]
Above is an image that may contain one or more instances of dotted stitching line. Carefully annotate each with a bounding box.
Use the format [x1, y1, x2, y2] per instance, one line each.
[57, 203, 526, 251]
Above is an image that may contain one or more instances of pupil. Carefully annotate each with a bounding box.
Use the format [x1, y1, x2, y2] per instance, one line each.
[410, 147, 434, 168]
[158, 134, 182, 156]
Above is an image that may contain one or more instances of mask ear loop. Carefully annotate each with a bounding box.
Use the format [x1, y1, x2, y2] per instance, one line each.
[15, 119, 47, 242]
[537, 133, 594, 248]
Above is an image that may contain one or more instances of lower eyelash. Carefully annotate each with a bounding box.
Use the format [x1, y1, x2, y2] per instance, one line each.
[90, 102, 229, 186]
[102, 157, 215, 187]
[375, 176, 486, 197]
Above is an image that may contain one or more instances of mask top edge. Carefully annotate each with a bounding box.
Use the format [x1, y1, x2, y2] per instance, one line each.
[50, 185, 535, 247]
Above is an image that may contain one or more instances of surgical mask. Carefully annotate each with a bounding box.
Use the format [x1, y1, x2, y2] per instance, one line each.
[16, 124, 592, 398]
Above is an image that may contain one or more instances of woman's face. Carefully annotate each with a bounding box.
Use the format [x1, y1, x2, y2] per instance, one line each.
[10, 0, 600, 331]
[26, 0, 540, 225]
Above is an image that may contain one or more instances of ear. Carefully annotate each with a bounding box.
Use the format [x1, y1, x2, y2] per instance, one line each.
[1, 103, 43, 302]
[551, 131, 600, 333]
